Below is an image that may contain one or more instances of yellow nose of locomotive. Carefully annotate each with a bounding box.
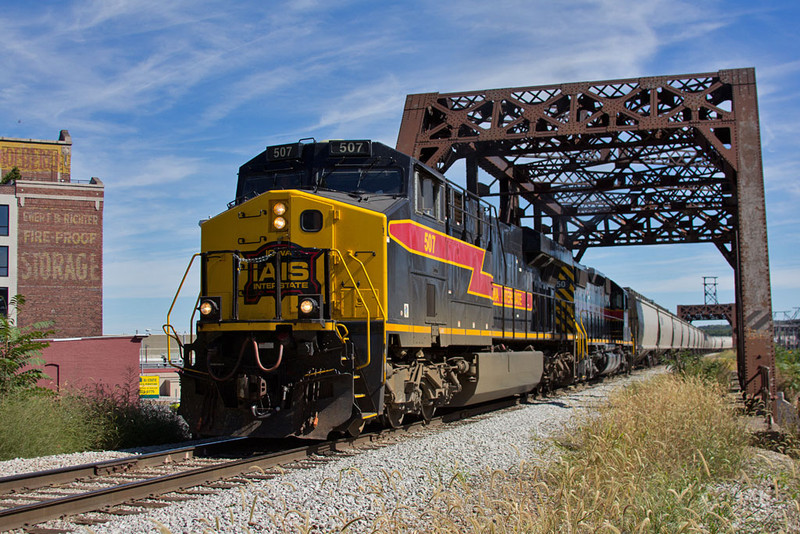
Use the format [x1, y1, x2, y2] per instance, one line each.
[198, 190, 387, 326]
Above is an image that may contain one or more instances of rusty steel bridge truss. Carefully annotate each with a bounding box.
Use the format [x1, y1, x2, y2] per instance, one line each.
[396, 68, 774, 406]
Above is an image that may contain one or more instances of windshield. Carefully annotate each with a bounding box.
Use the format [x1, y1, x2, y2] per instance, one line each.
[239, 171, 304, 199]
[318, 168, 403, 194]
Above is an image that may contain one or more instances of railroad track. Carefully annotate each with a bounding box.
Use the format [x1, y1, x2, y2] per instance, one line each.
[0, 398, 519, 532]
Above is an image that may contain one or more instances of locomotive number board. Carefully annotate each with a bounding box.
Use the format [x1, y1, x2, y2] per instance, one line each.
[329, 140, 371, 157]
[266, 143, 301, 161]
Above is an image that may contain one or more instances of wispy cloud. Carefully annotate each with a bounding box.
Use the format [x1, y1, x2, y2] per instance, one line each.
[113, 155, 204, 189]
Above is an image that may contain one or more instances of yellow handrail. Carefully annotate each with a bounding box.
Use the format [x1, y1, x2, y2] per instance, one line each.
[162, 253, 208, 375]
[346, 251, 387, 320]
[334, 322, 350, 344]
[577, 311, 588, 361]
[582, 316, 588, 358]
[331, 249, 386, 371]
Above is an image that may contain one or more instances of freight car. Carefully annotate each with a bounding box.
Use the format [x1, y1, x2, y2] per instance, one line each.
[626, 288, 731, 365]
[167, 140, 717, 439]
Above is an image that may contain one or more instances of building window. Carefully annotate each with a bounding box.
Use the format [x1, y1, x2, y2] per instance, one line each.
[0, 288, 6, 316]
[0, 246, 7, 276]
[0, 205, 8, 236]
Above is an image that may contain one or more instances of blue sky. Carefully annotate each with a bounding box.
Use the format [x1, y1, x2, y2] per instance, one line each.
[1, 0, 798, 334]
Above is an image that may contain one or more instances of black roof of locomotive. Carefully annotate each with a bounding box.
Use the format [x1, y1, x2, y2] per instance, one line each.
[234, 139, 620, 291]
[238, 140, 415, 182]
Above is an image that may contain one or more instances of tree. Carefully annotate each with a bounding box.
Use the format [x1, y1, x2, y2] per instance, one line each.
[0, 295, 55, 396]
[1, 166, 22, 184]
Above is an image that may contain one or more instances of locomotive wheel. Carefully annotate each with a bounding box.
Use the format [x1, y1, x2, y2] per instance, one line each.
[421, 401, 435, 423]
[420, 384, 436, 423]
[382, 405, 405, 428]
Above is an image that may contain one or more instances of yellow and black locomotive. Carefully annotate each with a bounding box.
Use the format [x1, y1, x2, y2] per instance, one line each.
[170, 140, 711, 439]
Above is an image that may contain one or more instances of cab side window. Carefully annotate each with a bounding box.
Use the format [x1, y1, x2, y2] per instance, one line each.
[415, 168, 443, 222]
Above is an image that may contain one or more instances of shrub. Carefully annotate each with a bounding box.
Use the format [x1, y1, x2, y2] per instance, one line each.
[0, 390, 103, 459]
[0, 295, 54, 397]
[668, 349, 735, 388]
[776, 346, 800, 403]
[92, 397, 190, 450]
[1, 166, 21, 184]
[0, 384, 189, 460]
[77, 380, 190, 451]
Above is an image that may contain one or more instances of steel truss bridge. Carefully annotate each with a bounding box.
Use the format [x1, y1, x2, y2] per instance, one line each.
[397, 68, 774, 409]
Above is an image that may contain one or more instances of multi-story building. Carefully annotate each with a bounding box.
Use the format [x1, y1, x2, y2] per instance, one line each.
[0, 130, 103, 336]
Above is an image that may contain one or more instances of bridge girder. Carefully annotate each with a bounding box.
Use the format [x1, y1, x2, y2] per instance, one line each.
[397, 68, 774, 407]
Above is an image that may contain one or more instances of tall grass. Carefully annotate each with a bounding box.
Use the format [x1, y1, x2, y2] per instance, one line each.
[0, 385, 189, 460]
[667, 349, 736, 388]
[776, 346, 800, 404]
[416, 374, 750, 533]
[533, 374, 747, 532]
[0, 391, 106, 458]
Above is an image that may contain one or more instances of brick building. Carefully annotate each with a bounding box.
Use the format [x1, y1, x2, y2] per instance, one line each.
[38, 335, 143, 394]
[0, 130, 103, 336]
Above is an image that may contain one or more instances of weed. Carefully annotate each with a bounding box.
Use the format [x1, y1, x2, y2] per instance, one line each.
[0, 390, 102, 458]
[668, 349, 735, 388]
[417, 374, 749, 533]
[776, 346, 800, 404]
[751, 430, 800, 459]
[0, 382, 189, 460]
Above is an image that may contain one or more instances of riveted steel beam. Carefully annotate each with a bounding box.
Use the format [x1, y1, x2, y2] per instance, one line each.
[726, 69, 775, 406]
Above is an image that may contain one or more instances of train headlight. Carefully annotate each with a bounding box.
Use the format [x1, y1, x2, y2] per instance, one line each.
[273, 202, 287, 216]
[299, 299, 316, 314]
[197, 297, 220, 321]
[273, 216, 287, 230]
[297, 295, 321, 320]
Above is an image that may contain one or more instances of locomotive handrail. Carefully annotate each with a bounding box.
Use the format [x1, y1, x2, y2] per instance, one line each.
[331, 248, 385, 371]
[345, 250, 387, 321]
[577, 312, 588, 361]
[163, 253, 208, 376]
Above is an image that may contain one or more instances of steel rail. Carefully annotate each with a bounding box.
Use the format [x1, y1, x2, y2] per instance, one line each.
[0, 437, 247, 496]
